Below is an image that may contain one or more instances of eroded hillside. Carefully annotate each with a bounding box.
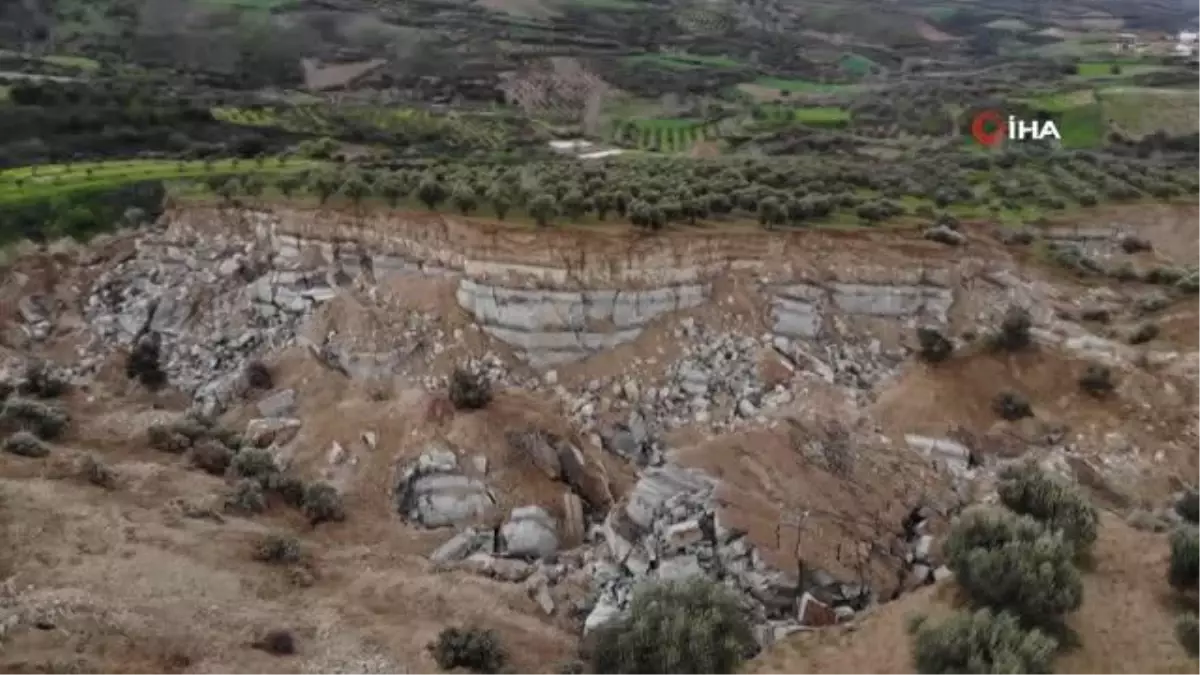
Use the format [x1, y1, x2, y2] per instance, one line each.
[0, 204, 1196, 673]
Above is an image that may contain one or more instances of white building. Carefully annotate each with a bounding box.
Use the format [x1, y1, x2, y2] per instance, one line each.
[1179, 30, 1198, 44]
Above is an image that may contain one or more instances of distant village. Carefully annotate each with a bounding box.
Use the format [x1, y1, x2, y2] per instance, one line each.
[1113, 29, 1199, 63]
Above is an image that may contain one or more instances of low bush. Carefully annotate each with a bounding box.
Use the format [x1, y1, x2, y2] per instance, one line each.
[993, 391, 1033, 421]
[126, 333, 168, 389]
[589, 579, 757, 674]
[430, 626, 507, 674]
[944, 507, 1083, 626]
[244, 360, 273, 390]
[226, 478, 267, 514]
[1168, 526, 1198, 592]
[254, 533, 302, 565]
[18, 360, 71, 398]
[80, 453, 117, 488]
[190, 440, 234, 476]
[917, 327, 954, 363]
[252, 629, 297, 656]
[302, 482, 345, 525]
[3, 430, 49, 458]
[1177, 613, 1198, 657]
[1176, 489, 1199, 524]
[997, 463, 1098, 555]
[448, 367, 492, 411]
[147, 424, 192, 453]
[993, 306, 1033, 351]
[0, 397, 69, 440]
[910, 608, 1057, 674]
[1078, 364, 1115, 397]
[267, 473, 307, 507]
[231, 447, 278, 485]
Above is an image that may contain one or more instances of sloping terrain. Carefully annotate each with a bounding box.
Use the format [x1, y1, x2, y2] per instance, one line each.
[0, 202, 1196, 672]
[748, 513, 1198, 674]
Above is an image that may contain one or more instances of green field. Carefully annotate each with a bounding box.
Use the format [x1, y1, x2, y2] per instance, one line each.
[1098, 87, 1200, 138]
[1076, 60, 1166, 78]
[839, 53, 877, 77]
[0, 158, 316, 205]
[757, 104, 851, 127]
[1020, 89, 1097, 112]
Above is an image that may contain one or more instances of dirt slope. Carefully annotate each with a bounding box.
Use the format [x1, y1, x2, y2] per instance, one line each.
[747, 513, 1199, 674]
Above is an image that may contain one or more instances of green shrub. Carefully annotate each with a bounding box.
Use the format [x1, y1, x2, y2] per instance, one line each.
[226, 478, 267, 514]
[944, 507, 1083, 626]
[911, 608, 1057, 674]
[589, 580, 757, 674]
[993, 391, 1033, 421]
[1176, 489, 1199, 524]
[126, 334, 168, 389]
[147, 423, 191, 453]
[917, 327, 954, 363]
[1168, 526, 1198, 591]
[993, 306, 1033, 351]
[3, 430, 49, 458]
[302, 482, 345, 525]
[252, 628, 296, 656]
[80, 453, 116, 488]
[231, 447, 278, 485]
[430, 626, 507, 673]
[18, 360, 71, 398]
[254, 533, 302, 564]
[997, 463, 1098, 554]
[243, 360, 273, 390]
[448, 367, 492, 411]
[944, 507, 1046, 559]
[1177, 613, 1198, 657]
[267, 473, 307, 507]
[1, 397, 69, 440]
[190, 440, 234, 476]
[1077, 364, 1115, 397]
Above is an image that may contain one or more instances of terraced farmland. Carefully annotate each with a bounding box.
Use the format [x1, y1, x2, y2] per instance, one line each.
[609, 118, 723, 152]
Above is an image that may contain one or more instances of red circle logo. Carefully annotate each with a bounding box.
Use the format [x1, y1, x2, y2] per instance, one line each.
[971, 110, 1004, 147]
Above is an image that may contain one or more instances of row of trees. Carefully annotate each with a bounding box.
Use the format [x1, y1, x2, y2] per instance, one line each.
[207, 163, 917, 228]
[198, 148, 1195, 230]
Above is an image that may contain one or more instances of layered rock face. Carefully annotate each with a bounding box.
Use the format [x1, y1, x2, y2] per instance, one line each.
[456, 280, 709, 366]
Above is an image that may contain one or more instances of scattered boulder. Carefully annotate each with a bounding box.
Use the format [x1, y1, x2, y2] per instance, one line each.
[245, 417, 302, 448]
[923, 226, 966, 246]
[501, 506, 559, 560]
[395, 446, 497, 528]
[430, 527, 492, 566]
[256, 388, 297, 418]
